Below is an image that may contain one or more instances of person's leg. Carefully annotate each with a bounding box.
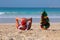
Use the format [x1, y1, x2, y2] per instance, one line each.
[41, 24, 47, 30]
[16, 18, 19, 29]
[20, 25, 27, 30]
[40, 22, 44, 29]
[27, 18, 32, 30]
[45, 23, 50, 29]
[41, 24, 43, 28]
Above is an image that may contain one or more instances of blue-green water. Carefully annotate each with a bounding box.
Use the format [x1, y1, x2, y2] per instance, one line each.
[0, 7, 60, 23]
[0, 7, 60, 18]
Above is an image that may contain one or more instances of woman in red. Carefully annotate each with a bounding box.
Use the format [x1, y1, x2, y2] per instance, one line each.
[16, 17, 32, 30]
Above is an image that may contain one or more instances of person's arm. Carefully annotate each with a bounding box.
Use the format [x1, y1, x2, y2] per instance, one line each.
[16, 18, 19, 29]
[27, 18, 32, 21]
[16, 17, 22, 20]
[16, 17, 21, 29]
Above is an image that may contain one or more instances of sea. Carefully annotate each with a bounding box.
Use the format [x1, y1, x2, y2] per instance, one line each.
[0, 7, 60, 23]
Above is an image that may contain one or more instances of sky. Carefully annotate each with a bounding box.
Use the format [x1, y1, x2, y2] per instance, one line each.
[0, 0, 60, 7]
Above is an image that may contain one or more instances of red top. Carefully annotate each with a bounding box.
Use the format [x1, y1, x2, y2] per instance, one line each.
[21, 18, 26, 25]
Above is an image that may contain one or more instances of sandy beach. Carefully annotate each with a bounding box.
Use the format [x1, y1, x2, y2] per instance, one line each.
[0, 23, 60, 40]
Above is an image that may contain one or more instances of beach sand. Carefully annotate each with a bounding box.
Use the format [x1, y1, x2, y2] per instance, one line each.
[0, 23, 60, 40]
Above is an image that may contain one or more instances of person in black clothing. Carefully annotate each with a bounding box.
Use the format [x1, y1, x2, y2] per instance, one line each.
[40, 10, 50, 30]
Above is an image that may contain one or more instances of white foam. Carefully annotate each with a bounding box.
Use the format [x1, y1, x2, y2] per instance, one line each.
[0, 12, 5, 15]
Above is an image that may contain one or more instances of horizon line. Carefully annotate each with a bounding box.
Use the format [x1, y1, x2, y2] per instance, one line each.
[0, 7, 60, 8]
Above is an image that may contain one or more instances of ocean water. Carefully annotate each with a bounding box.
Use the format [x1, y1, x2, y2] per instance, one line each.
[0, 7, 60, 23]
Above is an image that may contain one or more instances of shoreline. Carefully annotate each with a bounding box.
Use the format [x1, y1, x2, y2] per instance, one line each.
[0, 18, 60, 23]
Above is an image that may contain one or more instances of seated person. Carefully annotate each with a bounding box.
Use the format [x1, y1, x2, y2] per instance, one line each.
[41, 16, 50, 30]
[16, 17, 32, 30]
[40, 10, 50, 30]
